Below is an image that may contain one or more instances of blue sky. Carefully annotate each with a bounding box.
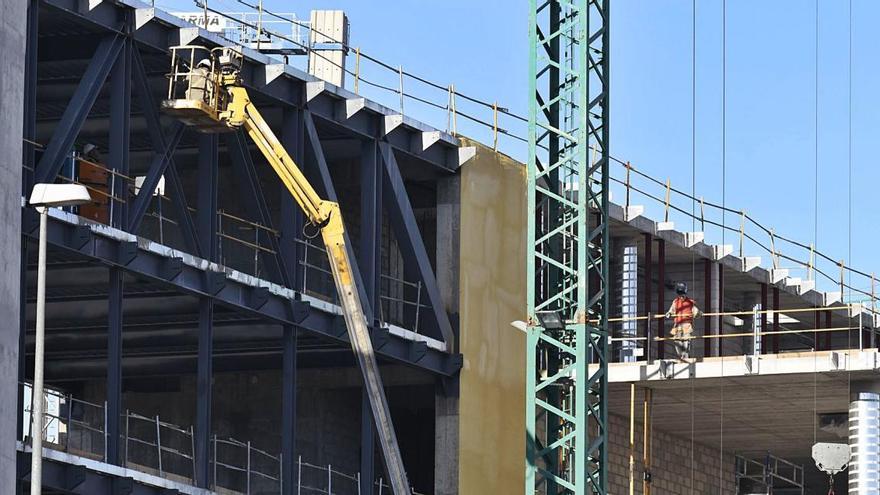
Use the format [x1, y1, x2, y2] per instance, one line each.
[156, 0, 880, 297]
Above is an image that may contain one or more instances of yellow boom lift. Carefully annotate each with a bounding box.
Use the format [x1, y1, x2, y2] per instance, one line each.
[161, 46, 411, 495]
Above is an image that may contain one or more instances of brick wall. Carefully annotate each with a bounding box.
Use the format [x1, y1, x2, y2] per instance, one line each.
[608, 413, 736, 494]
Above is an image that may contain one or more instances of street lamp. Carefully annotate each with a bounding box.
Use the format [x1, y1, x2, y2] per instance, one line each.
[27, 183, 90, 495]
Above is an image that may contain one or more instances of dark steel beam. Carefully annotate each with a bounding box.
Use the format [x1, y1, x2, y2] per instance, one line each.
[360, 387, 375, 494]
[352, 114, 382, 494]
[106, 32, 132, 465]
[378, 142, 455, 349]
[106, 269, 123, 465]
[40, 0, 462, 172]
[225, 130, 290, 286]
[302, 111, 374, 322]
[35, 34, 124, 184]
[24, 209, 461, 376]
[22, 0, 38, 193]
[656, 238, 665, 358]
[197, 134, 218, 260]
[109, 34, 131, 229]
[717, 265, 724, 357]
[18, 449, 186, 494]
[643, 234, 652, 361]
[280, 109, 305, 290]
[194, 299, 212, 488]
[281, 326, 297, 495]
[194, 133, 218, 488]
[773, 287, 780, 353]
[125, 123, 184, 234]
[280, 109, 302, 495]
[360, 139, 381, 327]
[130, 48, 201, 256]
[761, 283, 769, 354]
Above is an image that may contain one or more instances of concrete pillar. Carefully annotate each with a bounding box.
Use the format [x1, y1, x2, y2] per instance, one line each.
[434, 173, 459, 494]
[1, 0, 26, 489]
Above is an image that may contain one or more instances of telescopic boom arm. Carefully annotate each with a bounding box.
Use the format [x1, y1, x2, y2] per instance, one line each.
[162, 46, 411, 495]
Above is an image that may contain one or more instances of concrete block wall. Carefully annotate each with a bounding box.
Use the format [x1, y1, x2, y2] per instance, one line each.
[607, 413, 736, 494]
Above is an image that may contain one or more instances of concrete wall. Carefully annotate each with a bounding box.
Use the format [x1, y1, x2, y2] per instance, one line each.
[456, 138, 527, 494]
[0, 0, 26, 489]
[607, 412, 736, 494]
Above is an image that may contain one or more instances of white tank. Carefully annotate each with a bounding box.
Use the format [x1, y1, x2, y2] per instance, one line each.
[849, 392, 880, 494]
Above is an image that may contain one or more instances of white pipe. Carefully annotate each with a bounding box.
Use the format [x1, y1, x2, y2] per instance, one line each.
[30, 207, 48, 495]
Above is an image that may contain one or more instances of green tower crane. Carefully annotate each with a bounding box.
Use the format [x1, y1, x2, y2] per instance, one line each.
[526, 0, 610, 494]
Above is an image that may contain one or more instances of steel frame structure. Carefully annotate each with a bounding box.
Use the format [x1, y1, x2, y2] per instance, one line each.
[19, 0, 464, 493]
[526, 0, 609, 494]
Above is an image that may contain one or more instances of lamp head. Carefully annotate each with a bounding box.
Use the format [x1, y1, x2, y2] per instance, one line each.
[29, 183, 91, 208]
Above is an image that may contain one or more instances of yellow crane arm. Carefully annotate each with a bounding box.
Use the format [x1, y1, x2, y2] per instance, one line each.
[223, 86, 412, 495]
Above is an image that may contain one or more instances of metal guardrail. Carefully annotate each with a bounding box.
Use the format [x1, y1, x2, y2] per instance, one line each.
[607, 302, 876, 363]
[21, 382, 424, 494]
[735, 452, 805, 494]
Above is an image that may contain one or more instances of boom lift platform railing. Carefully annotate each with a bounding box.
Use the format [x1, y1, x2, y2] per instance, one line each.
[162, 45, 411, 495]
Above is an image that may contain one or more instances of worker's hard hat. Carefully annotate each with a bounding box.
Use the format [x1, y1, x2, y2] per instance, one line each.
[675, 282, 688, 295]
[82, 143, 97, 155]
[197, 58, 211, 68]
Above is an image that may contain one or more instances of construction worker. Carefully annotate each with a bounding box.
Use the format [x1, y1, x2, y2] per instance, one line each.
[186, 58, 214, 104]
[665, 282, 701, 360]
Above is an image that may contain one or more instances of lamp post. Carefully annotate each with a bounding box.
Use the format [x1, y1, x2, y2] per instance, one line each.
[27, 183, 91, 495]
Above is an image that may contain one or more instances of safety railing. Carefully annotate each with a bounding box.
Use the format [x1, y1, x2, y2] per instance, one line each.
[607, 303, 877, 363]
[21, 149, 433, 337]
[21, 382, 425, 494]
[298, 237, 430, 334]
[607, 158, 879, 311]
[186, 0, 530, 157]
[735, 452, 804, 494]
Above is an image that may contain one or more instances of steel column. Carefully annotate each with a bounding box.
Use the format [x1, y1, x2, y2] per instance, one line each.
[35, 34, 124, 184]
[19, 0, 38, 440]
[109, 32, 131, 230]
[194, 134, 218, 488]
[360, 386, 376, 494]
[717, 265, 724, 357]
[527, 0, 610, 492]
[105, 270, 123, 465]
[824, 310, 832, 351]
[280, 108, 303, 495]
[656, 239, 666, 359]
[280, 110, 305, 288]
[22, 0, 38, 193]
[644, 234, 652, 361]
[761, 283, 769, 355]
[281, 326, 297, 495]
[704, 259, 712, 359]
[773, 287, 780, 353]
[360, 139, 382, 327]
[105, 29, 132, 465]
[359, 139, 380, 494]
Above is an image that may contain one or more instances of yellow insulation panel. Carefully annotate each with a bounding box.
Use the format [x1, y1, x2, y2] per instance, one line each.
[457, 138, 527, 494]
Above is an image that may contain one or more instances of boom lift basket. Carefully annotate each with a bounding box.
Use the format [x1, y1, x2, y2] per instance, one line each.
[162, 45, 241, 133]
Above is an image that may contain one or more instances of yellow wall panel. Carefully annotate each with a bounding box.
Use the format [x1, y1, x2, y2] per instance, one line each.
[457, 138, 527, 494]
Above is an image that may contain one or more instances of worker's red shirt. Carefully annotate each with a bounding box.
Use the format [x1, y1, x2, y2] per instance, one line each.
[672, 297, 695, 325]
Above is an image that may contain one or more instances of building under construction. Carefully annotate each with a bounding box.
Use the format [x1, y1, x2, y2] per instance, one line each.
[1, 1, 878, 494]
